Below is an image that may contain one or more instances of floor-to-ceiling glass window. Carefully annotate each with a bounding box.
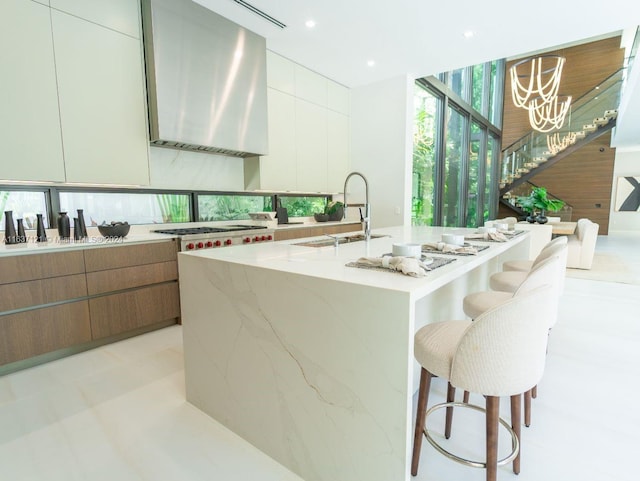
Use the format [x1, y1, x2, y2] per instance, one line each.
[466, 121, 484, 227]
[443, 105, 467, 227]
[484, 132, 500, 222]
[412, 84, 440, 226]
[412, 58, 504, 227]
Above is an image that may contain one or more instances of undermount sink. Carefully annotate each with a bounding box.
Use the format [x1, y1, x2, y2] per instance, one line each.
[294, 234, 387, 248]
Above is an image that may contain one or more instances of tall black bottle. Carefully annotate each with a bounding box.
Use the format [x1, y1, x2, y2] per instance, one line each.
[77, 209, 88, 238]
[4, 210, 17, 245]
[16, 219, 27, 243]
[57, 212, 71, 240]
[36, 213, 47, 242]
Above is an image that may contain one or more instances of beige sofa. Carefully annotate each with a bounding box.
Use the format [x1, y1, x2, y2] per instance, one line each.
[566, 218, 599, 269]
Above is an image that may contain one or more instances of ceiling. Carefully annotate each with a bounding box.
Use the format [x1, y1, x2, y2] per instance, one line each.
[193, 0, 640, 148]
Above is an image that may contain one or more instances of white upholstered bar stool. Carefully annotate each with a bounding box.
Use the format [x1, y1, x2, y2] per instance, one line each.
[411, 286, 555, 481]
[490, 242, 567, 294]
[462, 255, 561, 426]
[463, 256, 560, 321]
[502, 235, 567, 272]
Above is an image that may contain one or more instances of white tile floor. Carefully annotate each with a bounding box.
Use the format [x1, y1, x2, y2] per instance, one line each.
[1, 234, 639, 481]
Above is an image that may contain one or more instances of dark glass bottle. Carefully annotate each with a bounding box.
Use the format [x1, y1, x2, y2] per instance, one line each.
[36, 213, 47, 242]
[77, 209, 88, 238]
[16, 218, 26, 243]
[57, 212, 71, 240]
[4, 211, 17, 244]
[73, 218, 83, 241]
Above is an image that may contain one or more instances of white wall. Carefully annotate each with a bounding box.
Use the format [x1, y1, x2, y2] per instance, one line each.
[609, 148, 640, 232]
[148, 147, 245, 191]
[350, 75, 414, 228]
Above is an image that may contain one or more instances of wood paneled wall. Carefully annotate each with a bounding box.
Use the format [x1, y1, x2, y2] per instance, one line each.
[501, 36, 624, 234]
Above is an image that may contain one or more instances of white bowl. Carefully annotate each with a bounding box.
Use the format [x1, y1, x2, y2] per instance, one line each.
[441, 233, 465, 246]
[493, 223, 509, 231]
[392, 243, 422, 258]
[478, 226, 497, 234]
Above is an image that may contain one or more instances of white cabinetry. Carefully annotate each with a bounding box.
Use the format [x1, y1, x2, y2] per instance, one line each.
[260, 52, 351, 193]
[327, 111, 350, 192]
[295, 100, 328, 192]
[1, 0, 65, 182]
[259, 89, 296, 190]
[51, 10, 149, 185]
[1, 0, 148, 185]
[50, 0, 141, 37]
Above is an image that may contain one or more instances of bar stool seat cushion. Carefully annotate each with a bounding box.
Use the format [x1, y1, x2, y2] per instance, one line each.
[489, 270, 528, 293]
[502, 259, 535, 272]
[463, 291, 512, 319]
[414, 320, 470, 379]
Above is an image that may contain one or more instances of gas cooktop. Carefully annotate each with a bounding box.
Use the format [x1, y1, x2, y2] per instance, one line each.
[153, 225, 266, 236]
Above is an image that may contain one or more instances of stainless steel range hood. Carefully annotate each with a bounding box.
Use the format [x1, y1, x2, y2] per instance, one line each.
[141, 0, 268, 157]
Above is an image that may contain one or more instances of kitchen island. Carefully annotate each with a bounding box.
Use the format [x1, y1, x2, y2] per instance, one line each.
[178, 226, 529, 481]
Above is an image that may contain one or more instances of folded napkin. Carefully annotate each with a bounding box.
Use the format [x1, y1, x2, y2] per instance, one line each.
[464, 231, 508, 242]
[422, 242, 478, 254]
[355, 256, 428, 277]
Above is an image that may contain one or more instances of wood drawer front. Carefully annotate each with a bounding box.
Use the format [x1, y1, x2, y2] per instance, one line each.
[0, 301, 91, 365]
[86, 261, 178, 295]
[0, 273, 87, 312]
[89, 283, 180, 339]
[84, 240, 177, 272]
[0, 250, 85, 285]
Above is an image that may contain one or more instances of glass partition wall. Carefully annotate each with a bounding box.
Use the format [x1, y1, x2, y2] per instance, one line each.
[414, 58, 504, 227]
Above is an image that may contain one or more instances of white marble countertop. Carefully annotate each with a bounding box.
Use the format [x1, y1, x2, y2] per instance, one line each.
[0, 218, 361, 257]
[180, 225, 529, 300]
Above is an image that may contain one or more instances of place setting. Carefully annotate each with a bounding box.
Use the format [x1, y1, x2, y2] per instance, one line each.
[345, 242, 456, 277]
[421, 233, 489, 256]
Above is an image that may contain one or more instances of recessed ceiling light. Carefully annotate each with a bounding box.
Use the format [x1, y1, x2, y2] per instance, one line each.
[463, 30, 475, 38]
[305, 20, 316, 28]
[367, 60, 375, 67]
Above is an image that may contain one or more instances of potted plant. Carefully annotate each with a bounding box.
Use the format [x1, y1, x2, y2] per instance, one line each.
[325, 201, 344, 221]
[516, 187, 564, 224]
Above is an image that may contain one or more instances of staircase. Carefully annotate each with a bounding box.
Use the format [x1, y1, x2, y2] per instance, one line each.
[499, 68, 626, 215]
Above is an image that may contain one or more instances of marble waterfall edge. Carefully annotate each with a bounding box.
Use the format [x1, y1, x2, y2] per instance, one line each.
[179, 255, 413, 481]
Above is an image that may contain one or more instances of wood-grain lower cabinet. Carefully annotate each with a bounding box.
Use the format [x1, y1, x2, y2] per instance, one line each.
[84, 240, 181, 339]
[0, 301, 91, 365]
[89, 283, 180, 339]
[0, 240, 180, 372]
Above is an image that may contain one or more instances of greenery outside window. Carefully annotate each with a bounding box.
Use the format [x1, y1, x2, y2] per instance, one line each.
[0, 190, 49, 229]
[277, 196, 327, 217]
[60, 191, 190, 225]
[412, 84, 439, 226]
[197, 194, 272, 221]
[413, 57, 504, 227]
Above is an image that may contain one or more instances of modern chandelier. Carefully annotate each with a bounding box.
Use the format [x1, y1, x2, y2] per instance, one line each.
[510, 55, 571, 132]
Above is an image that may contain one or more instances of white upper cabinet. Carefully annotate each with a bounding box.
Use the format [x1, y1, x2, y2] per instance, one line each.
[296, 99, 328, 192]
[327, 111, 351, 192]
[50, 0, 140, 38]
[295, 65, 328, 107]
[1, 0, 65, 182]
[52, 10, 149, 185]
[259, 89, 297, 191]
[260, 52, 351, 193]
[266, 50, 295, 95]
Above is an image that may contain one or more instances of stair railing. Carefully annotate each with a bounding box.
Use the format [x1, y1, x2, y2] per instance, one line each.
[499, 68, 626, 192]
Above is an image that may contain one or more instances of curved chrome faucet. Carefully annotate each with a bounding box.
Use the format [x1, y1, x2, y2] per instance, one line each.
[343, 172, 371, 241]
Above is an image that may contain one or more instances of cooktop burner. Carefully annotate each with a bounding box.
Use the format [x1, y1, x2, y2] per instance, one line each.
[153, 225, 266, 236]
